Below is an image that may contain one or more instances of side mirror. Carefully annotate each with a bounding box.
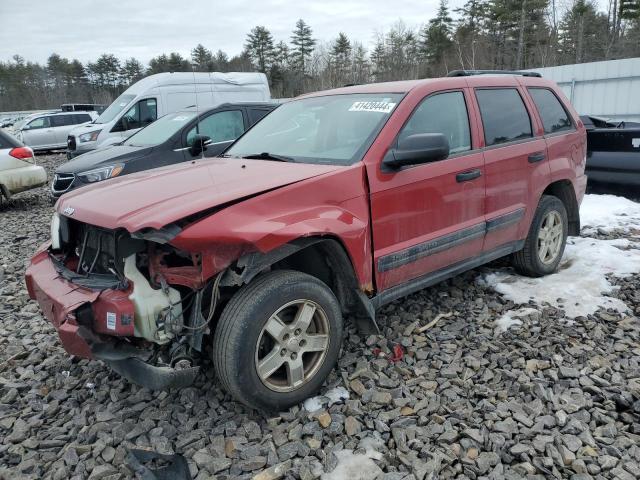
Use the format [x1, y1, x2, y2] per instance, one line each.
[189, 135, 212, 156]
[383, 133, 449, 170]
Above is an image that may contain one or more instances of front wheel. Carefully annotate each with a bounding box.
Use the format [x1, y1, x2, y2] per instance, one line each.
[213, 270, 343, 411]
[512, 195, 568, 277]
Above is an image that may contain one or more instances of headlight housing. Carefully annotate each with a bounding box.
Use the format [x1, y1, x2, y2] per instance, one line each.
[51, 212, 61, 250]
[78, 164, 124, 183]
[78, 130, 101, 143]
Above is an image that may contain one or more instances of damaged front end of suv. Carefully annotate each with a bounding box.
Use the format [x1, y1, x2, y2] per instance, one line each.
[25, 152, 371, 409]
[26, 212, 230, 389]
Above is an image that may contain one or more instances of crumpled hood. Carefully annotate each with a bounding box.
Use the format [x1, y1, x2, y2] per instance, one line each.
[56, 157, 342, 231]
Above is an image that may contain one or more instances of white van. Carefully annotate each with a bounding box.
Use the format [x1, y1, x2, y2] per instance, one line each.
[66, 72, 270, 158]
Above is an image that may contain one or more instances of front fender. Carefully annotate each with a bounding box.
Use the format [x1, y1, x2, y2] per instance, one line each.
[170, 165, 372, 287]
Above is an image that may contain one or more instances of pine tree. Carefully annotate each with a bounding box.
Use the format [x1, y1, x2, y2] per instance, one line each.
[453, 0, 490, 69]
[290, 19, 316, 73]
[245, 26, 276, 73]
[88, 54, 121, 89]
[213, 50, 229, 71]
[330, 32, 352, 86]
[371, 40, 387, 81]
[120, 58, 145, 85]
[351, 42, 370, 84]
[420, 0, 454, 74]
[191, 44, 214, 71]
[148, 52, 190, 74]
[558, 0, 608, 63]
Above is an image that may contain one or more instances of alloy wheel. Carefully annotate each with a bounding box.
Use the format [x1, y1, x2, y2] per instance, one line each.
[255, 299, 330, 392]
[537, 210, 563, 264]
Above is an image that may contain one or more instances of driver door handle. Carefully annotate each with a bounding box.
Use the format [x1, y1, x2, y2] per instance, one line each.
[456, 169, 482, 183]
[528, 152, 546, 163]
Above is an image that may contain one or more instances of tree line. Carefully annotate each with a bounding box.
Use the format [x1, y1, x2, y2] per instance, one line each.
[1, 0, 639, 111]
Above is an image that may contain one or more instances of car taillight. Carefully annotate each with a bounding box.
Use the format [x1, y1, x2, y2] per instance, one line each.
[9, 147, 35, 163]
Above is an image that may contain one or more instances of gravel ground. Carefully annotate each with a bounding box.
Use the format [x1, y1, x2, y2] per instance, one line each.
[1, 153, 640, 480]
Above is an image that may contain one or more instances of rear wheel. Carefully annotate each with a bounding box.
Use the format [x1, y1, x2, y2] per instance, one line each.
[213, 270, 343, 411]
[512, 195, 568, 277]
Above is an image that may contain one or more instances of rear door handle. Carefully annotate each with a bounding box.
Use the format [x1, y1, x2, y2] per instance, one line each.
[528, 152, 546, 163]
[456, 169, 482, 182]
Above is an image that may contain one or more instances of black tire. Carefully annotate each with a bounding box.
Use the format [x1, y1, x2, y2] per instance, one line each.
[512, 195, 568, 277]
[213, 270, 343, 411]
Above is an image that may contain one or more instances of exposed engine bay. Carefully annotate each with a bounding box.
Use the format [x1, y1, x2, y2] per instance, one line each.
[48, 214, 225, 389]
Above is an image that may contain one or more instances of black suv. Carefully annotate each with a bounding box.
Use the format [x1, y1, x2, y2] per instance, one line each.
[52, 102, 278, 197]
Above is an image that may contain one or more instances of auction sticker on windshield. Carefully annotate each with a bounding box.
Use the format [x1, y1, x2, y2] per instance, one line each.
[349, 101, 396, 113]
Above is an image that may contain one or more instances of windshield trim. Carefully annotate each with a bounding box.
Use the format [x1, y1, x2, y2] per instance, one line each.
[226, 92, 406, 166]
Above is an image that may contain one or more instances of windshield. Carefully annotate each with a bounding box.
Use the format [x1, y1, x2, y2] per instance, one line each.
[94, 93, 136, 124]
[14, 114, 39, 130]
[124, 111, 197, 147]
[226, 93, 403, 165]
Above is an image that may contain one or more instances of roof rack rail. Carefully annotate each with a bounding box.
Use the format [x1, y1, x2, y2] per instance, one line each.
[447, 69, 542, 78]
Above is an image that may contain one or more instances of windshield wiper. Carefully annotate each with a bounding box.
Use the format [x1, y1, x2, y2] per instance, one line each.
[242, 152, 294, 162]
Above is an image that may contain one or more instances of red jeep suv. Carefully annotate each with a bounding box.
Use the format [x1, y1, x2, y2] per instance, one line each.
[26, 71, 587, 410]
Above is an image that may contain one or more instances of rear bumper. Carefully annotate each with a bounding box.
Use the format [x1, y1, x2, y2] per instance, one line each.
[0, 165, 47, 196]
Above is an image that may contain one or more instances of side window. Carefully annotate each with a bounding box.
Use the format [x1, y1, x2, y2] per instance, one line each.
[73, 114, 92, 124]
[248, 108, 272, 125]
[476, 89, 532, 146]
[120, 98, 157, 131]
[27, 117, 50, 129]
[51, 115, 72, 127]
[398, 91, 471, 154]
[0, 134, 12, 149]
[528, 88, 573, 134]
[186, 110, 245, 146]
[139, 98, 157, 127]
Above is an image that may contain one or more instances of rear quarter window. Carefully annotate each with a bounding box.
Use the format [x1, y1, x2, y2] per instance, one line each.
[528, 88, 573, 134]
[0, 130, 20, 149]
[74, 114, 92, 123]
[51, 115, 72, 127]
[475, 88, 533, 146]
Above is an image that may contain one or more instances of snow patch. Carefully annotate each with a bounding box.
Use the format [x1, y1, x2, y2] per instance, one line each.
[482, 237, 640, 318]
[495, 307, 541, 332]
[303, 386, 350, 412]
[321, 447, 383, 480]
[580, 194, 640, 234]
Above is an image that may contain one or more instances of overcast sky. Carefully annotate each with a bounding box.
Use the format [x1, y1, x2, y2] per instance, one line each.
[0, 0, 475, 65]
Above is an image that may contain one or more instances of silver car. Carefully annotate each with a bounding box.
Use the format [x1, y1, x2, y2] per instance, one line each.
[16, 111, 98, 151]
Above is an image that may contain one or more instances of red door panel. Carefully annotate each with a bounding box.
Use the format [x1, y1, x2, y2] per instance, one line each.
[366, 87, 486, 292]
[470, 86, 551, 252]
[482, 138, 550, 251]
[370, 152, 485, 290]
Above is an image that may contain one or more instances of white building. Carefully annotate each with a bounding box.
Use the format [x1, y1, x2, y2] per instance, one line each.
[526, 57, 640, 122]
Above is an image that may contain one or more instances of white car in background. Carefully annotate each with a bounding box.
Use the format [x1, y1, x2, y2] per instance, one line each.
[15, 111, 97, 152]
[0, 129, 47, 204]
[66, 71, 271, 158]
